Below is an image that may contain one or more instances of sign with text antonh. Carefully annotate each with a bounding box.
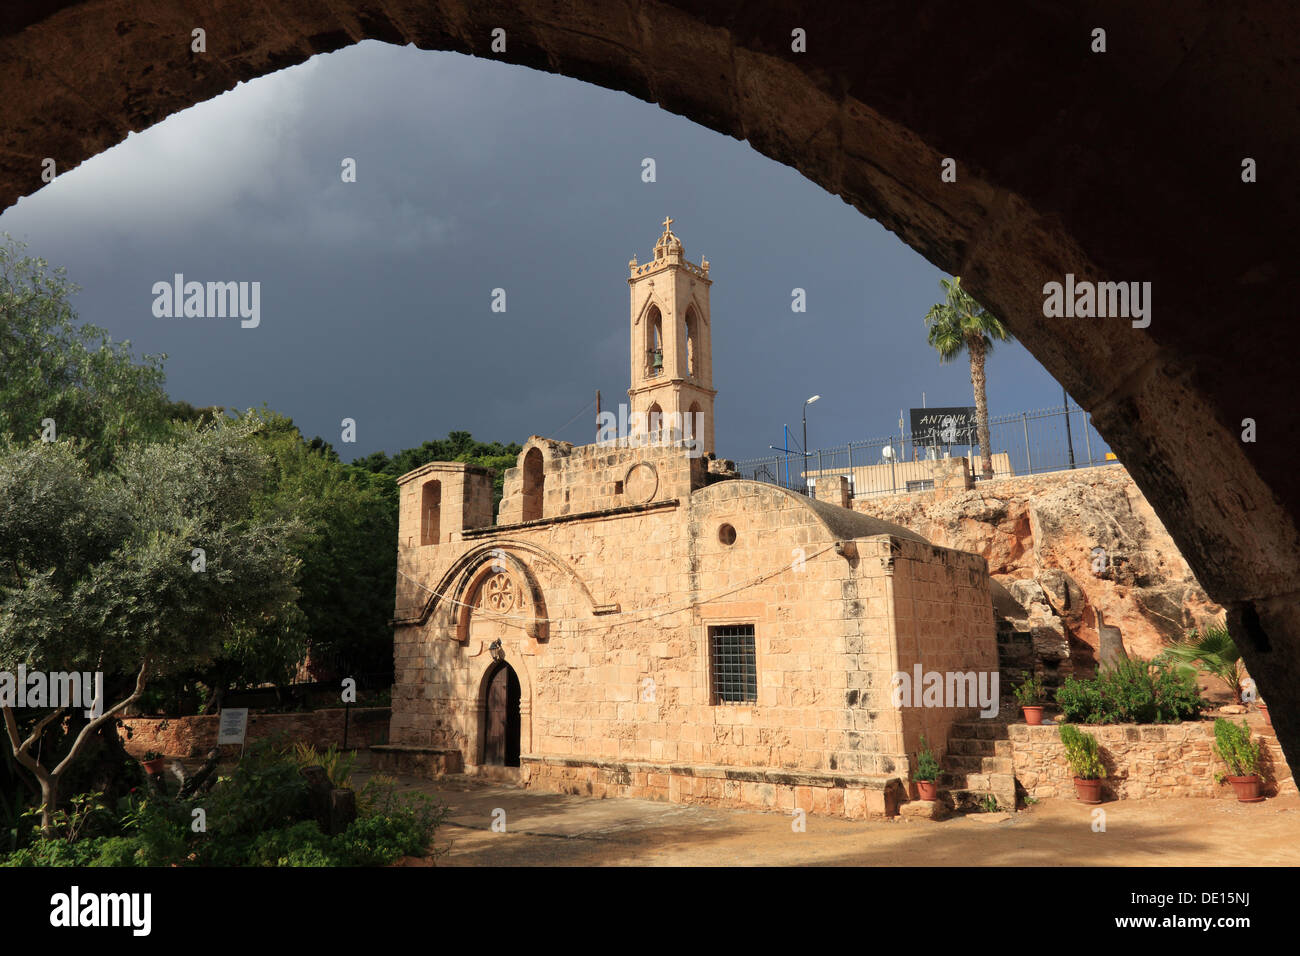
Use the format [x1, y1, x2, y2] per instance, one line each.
[217, 708, 249, 746]
[910, 407, 978, 446]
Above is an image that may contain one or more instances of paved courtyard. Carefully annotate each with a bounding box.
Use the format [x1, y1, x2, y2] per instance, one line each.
[365, 769, 1300, 867]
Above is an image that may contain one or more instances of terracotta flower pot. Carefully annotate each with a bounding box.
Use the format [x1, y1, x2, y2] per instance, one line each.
[916, 780, 938, 801]
[142, 758, 166, 775]
[1227, 775, 1264, 803]
[1073, 777, 1103, 804]
[1258, 702, 1271, 727]
[1022, 705, 1044, 726]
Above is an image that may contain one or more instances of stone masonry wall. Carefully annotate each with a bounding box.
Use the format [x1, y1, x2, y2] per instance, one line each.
[889, 536, 999, 787]
[497, 438, 706, 524]
[121, 707, 391, 758]
[1009, 715, 1295, 800]
[392, 480, 916, 777]
[522, 757, 904, 818]
[390, 438, 999, 819]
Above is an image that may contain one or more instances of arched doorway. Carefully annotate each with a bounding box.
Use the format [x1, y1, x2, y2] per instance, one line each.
[481, 660, 521, 767]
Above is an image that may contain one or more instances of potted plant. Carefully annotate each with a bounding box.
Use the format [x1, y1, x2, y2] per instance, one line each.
[140, 750, 166, 775]
[1214, 717, 1264, 802]
[1014, 672, 1045, 725]
[913, 735, 941, 801]
[1059, 724, 1106, 804]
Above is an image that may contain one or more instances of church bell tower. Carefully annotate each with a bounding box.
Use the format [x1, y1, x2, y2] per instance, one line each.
[626, 217, 717, 455]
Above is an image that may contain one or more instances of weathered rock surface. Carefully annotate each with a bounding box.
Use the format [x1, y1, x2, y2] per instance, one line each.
[856, 465, 1224, 665]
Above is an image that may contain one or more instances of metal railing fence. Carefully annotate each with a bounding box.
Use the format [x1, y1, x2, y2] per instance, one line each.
[734, 404, 1116, 499]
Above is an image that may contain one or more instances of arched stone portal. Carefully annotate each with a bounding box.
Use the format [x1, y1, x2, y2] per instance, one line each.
[1, 3, 1294, 766]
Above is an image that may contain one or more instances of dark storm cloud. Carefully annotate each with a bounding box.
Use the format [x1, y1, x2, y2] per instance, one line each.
[1, 40, 1067, 464]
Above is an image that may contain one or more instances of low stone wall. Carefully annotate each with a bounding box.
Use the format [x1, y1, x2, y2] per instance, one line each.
[1009, 716, 1295, 800]
[120, 707, 391, 757]
[521, 754, 905, 818]
[369, 745, 463, 776]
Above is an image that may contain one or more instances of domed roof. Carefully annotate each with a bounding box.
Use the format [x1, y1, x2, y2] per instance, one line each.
[653, 216, 683, 259]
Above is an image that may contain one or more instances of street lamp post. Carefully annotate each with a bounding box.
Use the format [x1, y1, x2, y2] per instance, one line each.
[803, 395, 820, 494]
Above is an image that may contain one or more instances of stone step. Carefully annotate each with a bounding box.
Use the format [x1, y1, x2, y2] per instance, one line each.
[947, 786, 1018, 812]
[943, 754, 1014, 774]
[940, 770, 1019, 811]
[946, 737, 1013, 757]
[948, 721, 1013, 740]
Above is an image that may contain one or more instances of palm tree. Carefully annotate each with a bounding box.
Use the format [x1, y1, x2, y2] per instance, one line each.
[923, 276, 1011, 480]
[1160, 625, 1244, 703]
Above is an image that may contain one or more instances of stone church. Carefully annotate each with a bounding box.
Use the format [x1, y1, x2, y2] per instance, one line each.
[377, 220, 997, 818]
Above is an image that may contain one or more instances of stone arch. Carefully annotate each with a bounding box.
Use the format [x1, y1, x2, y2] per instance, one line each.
[410, 538, 600, 630]
[646, 303, 664, 377]
[452, 549, 551, 644]
[646, 402, 664, 443]
[1, 4, 1295, 765]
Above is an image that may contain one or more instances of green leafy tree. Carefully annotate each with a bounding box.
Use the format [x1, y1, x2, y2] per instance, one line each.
[923, 276, 1011, 480]
[0, 236, 172, 469]
[356, 430, 521, 512]
[247, 410, 398, 682]
[0, 418, 305, 834]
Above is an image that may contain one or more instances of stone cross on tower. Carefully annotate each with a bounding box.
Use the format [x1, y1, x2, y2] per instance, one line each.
[626, 217, 717, 455]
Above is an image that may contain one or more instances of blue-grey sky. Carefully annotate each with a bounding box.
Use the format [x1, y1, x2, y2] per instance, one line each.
[1, 40, 1074, 464]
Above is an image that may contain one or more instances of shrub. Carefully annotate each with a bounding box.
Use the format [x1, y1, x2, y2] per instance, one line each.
[1059, 724, 1106, 780]
[333, 794, 447, 865]
[357, 774, 400, 817]
[1213, 718, 1260, 777]
[1, 737, 447, 867]
[204, 740, 312, 841]
[2, 838, 103, 867]
[116, 797, 189, 866]
[246, 821, 338, 867]
[286, 742, 356, 789]
[1055, 658, 1202, 724]
[913, 735, 941, 782]
[86, 836, 147, 867]
[243, 796, 447, 867]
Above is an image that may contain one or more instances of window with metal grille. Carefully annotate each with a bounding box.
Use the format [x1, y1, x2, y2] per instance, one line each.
[709, 625, 757, 704]
[905, 478, 935, 492]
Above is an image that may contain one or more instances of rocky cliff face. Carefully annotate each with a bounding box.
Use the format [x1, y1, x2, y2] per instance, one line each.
[854, 464, 1223, 670]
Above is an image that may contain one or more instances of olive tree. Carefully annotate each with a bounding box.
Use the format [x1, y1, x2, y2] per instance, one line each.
[0, 417, 304, 834]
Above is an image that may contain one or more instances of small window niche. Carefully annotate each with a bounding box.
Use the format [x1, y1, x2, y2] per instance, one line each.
[420, 479, 441, 546]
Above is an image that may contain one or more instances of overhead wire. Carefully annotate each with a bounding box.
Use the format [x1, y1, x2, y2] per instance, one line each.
[394, 540, 841, 632]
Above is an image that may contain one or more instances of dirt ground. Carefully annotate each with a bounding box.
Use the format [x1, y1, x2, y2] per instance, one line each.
[359, 768, 1300, 867]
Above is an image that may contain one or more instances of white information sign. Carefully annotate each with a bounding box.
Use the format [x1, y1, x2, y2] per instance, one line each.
[217, 708, 249, 746]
